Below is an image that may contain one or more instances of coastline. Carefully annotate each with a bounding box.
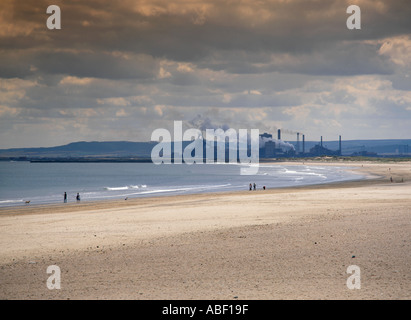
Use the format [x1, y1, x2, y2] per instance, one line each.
[0, 160, 383, 215]
[0, 160, 368, 209]
[0, 160, 410, 299]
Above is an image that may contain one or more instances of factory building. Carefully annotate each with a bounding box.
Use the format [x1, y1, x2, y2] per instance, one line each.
[259, 130, 343, 158]
[259, 131, 294, 158]
[306, 135, 342, 156]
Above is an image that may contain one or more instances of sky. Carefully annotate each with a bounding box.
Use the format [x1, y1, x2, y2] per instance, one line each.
[0, 0, 410, 148]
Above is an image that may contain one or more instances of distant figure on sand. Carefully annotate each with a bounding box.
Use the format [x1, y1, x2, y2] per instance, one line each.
[76, 193, 80, 202]
[64, 192, 67, 203]
[249, 183, 252, 191]
[263, 186, 266, 190]
[390, 177, 393, 183]
[253, 183, 256, 191]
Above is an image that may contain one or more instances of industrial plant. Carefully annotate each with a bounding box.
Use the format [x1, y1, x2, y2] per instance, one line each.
[260, 130, 345, 158]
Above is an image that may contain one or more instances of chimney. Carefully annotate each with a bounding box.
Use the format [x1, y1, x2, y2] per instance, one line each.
[339, 135, 342, 155]
[302, 134, 305, 154]
[296, 132, 300, 153]
[321, 136, 323, 147]
[278, 129, 281, 140]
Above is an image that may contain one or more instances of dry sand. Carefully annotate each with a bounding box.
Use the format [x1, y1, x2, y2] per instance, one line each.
[0, 161, 410, 300]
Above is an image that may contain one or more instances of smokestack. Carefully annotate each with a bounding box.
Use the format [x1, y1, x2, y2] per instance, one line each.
[302, 134, 305, 154]
[339, 135, 342, 155]
[278, 129, 281, 140]
[321, 136, 323, 147]
[296, 132, 300, 154]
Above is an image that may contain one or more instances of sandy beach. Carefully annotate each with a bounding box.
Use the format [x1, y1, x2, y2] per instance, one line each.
[0, 160, 410, 300]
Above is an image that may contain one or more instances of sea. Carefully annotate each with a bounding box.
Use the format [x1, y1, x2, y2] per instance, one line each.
[0, 161, 364, 207]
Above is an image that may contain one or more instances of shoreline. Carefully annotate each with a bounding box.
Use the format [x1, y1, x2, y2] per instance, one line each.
[0, 160, 389, 215]
[1, 160, 410, 299]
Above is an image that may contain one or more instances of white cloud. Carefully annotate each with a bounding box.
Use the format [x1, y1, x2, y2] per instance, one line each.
[378, 35, 411, 67]
[59, 76, 94, 86]
[158, 67, 172, 79]
[97, 97, 131, 107]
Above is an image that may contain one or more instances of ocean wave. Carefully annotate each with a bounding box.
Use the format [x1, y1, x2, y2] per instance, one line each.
[104, 185, 147, 191]
[136, 184, 232, 195]
[104, 186, 129, 191]
[0, 199, 24, 204]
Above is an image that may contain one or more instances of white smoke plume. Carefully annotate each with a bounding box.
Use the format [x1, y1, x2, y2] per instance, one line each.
[187, 114, 297, 150]
[259, 136, 295, 151]
[187, 114, 230, 132]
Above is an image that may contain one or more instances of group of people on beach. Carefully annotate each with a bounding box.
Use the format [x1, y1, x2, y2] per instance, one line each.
[389, 168, 405, 183]
[249, 183, 266, 191]
[64, 192, 81, 203]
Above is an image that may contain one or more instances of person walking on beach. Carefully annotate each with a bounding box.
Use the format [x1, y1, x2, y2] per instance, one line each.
[249, 183, 252, 191]
[64, 192, 67, 203]
[76, 193, 80, 202]
[253, 183, 256, 191]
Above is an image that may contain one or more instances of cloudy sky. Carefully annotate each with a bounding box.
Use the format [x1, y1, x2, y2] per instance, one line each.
[0, 0, 410, 148]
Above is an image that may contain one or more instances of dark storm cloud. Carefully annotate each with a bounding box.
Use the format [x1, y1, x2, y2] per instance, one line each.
[0, 49, 159, 79]
[0, 51, 33, 78]
[34, 51, 158, 79]
[2, 0, 411, 78]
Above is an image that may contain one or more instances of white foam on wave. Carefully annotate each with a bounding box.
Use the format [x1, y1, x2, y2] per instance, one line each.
[104, 186, 129, 191]
[0, 199, 24, 204]
[135, 183, 232, 195]
[104, 184, 147, 191]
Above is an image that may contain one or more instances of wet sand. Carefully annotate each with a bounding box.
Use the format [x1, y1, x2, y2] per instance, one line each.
[0, 160, 410, 299]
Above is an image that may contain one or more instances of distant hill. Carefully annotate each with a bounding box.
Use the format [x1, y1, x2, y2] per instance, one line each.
[0, 141, 157, 159]
[0, 139, 410, 160]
